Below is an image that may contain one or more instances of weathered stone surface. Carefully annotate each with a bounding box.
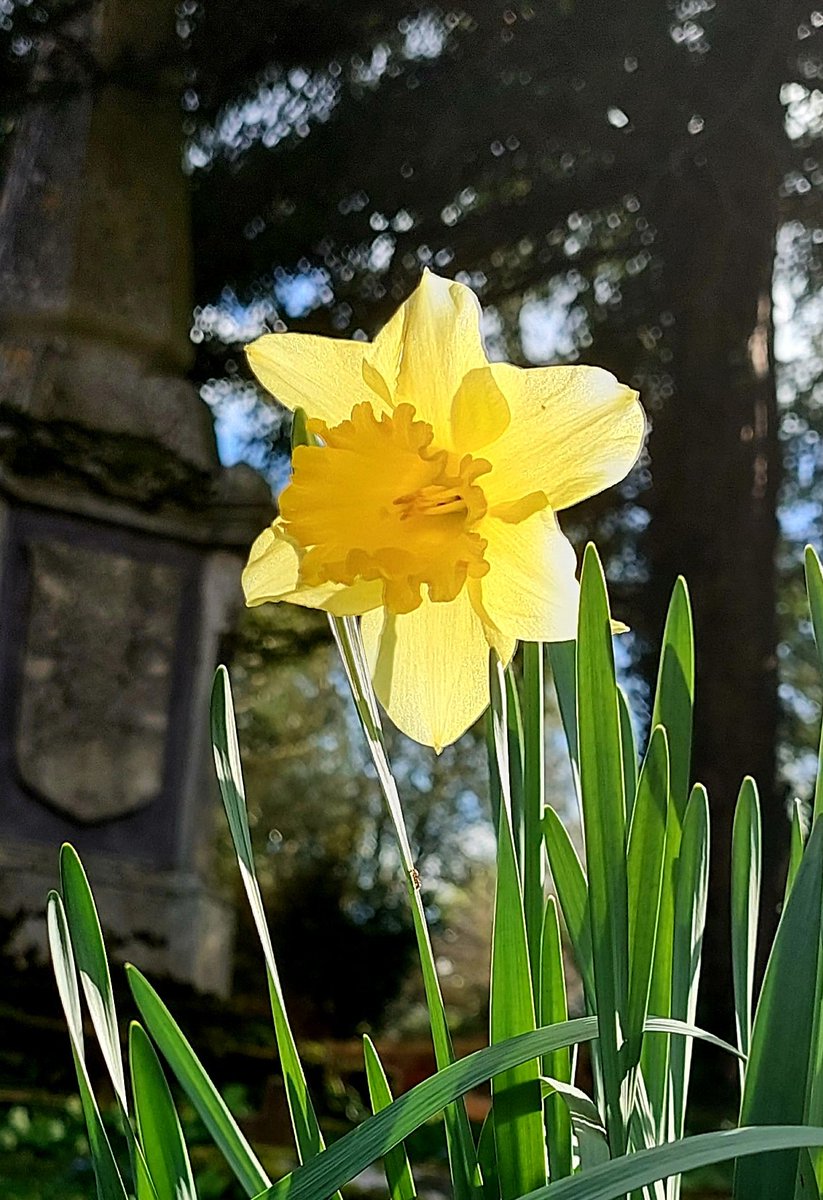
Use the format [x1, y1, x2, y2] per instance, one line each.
[0, 333, 219, 476]
[0, 840, 235, 996]
[0, 17, 192, 370]
[0, 0, 272, 994]
[18, 540, 182, 823]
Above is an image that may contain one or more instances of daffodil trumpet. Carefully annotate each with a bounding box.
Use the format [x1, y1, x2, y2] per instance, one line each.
[242, 270, 645, 750]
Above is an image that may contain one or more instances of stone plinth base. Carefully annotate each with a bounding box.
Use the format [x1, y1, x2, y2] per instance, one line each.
[0, 840, 234, 996]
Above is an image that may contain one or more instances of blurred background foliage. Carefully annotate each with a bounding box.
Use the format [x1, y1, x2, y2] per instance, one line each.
[5, 1, 823, 1193]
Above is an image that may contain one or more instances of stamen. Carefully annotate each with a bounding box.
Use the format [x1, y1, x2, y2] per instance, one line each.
[394, 485, 470, 520]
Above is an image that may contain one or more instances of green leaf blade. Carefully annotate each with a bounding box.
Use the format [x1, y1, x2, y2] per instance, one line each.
[528, 1128, 823, 1200]
[130, 1022, 198, 1200]
[540, 897, 573, 1182]
[542, 808, 593, 1004]
[548, 641, 578, 789]
[730, 776, 761, 1088]
[489, 660, 548, 1199]
[210, 666, 327, 1169]
[46, 891, 129, 1200]
[786, 799, 807, 904]
[522, 642, 547, 1000]
[256, 1019, 600, 1200]
[735, 817, 823, 1198]
[618, 688, 638, 826]
[363, 1036, 417, 1200]
[127, 966, 270, 1197]
[576, 544, 629, 1154]
[804, 545, 823, 824]
[624, 725, 669, 1073]
[642, 578, 694, 1138]
[59, 844, 127, 1111]
[669, 784, 709, 1139]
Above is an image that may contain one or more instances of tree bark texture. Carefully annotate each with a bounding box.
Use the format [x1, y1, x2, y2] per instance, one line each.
[643, 79, 785, 1034]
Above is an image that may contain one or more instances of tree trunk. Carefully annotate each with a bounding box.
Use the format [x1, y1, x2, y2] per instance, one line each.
[644, 111, 784, 1035]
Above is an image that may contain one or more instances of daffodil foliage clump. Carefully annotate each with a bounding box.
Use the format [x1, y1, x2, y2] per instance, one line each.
[47, 275, 823, 1200]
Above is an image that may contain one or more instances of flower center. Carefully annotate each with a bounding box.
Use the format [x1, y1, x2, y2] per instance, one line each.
[279, 402, 491, 614]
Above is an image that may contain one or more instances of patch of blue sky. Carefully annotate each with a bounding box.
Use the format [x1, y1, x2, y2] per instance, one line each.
[519, 278, 589, 364]
[275, 268, 333, 318]
[201, 376, 289, 492]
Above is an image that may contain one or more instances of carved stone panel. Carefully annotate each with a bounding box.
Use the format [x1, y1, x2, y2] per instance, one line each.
[17, 539, 183, 823]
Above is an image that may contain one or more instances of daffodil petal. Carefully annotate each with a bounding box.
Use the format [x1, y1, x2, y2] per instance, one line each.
[450, 367, 510, 452]
[488, 627, 517, 666]
[478, 510, 580, 642]
[484, 363, 646, 510]
[242, 524, 298, 602]
[361, 588, 491, 750]
[367, 270, 491, 442]
[246, 334, 389, 424]
[242, 523, 382, 615]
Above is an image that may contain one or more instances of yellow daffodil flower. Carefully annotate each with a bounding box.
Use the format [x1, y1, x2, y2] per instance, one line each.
[242, 270, 645, 750]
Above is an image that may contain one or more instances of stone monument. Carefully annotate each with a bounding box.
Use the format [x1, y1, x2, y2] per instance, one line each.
[0, 0, 271, 993]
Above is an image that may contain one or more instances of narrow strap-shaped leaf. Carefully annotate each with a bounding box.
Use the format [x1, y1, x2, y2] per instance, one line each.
[505, 663, 526, 871]
[257, 1019, 599, 1200]
[643, 1017, 741, 1060]
[804, 545, 823, 824]
[328, 621, 478, 1200]
[47, 892, 129, 1200]
[805, 954, 823, 1194]
[58, 847, 158, 1197]
[547, 641, 579, 796]
[477, 1110, 499, 1200]
[127, 966, 270, 1197]
[541, 1076, 609, 1170]
[363, 1037, 416, 1200]
[211, 667, 328, 1169]
[542, 808, 593, 1004]
[252, 1018, 736, 1200]
[669, 785, 709, 1139]
[540, 898, 573, 1182]
[796, 1148, 819, 1199]
[489, 659, 548, 1199]
[786, 799, 807, 904]
[735, 815, 823, 1198]
[802, 794, 823, 1192]
[650, 577, 694, 818]
[730, 777, 761, 1093]
[642, 578, 694, 1139]
[618, 688, 638, 827]
[801, 545, 823, 1188]
[522, 642, 547, 1000]
[522, 1128, 823, 1200]
[129, 1022, 197, 1200]
[627, 1072, 668, 1200]
[60, 845, 127, 1111]
[624, 726, 669, 1074]
[576, 544, 629, 1155]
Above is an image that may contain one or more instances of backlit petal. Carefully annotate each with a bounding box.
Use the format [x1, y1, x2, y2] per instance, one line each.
[472, 593, 518, 665]
[484, 363, 645, 510]
[242, 523, 382, 615]
[361, 588, 491, 750]
[246, 334, 389, 424]
[242, 524, 298, 602]
[367, 271, 492, 442]
[478, 509, 580, 642]
[450, 367, 510, 452]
